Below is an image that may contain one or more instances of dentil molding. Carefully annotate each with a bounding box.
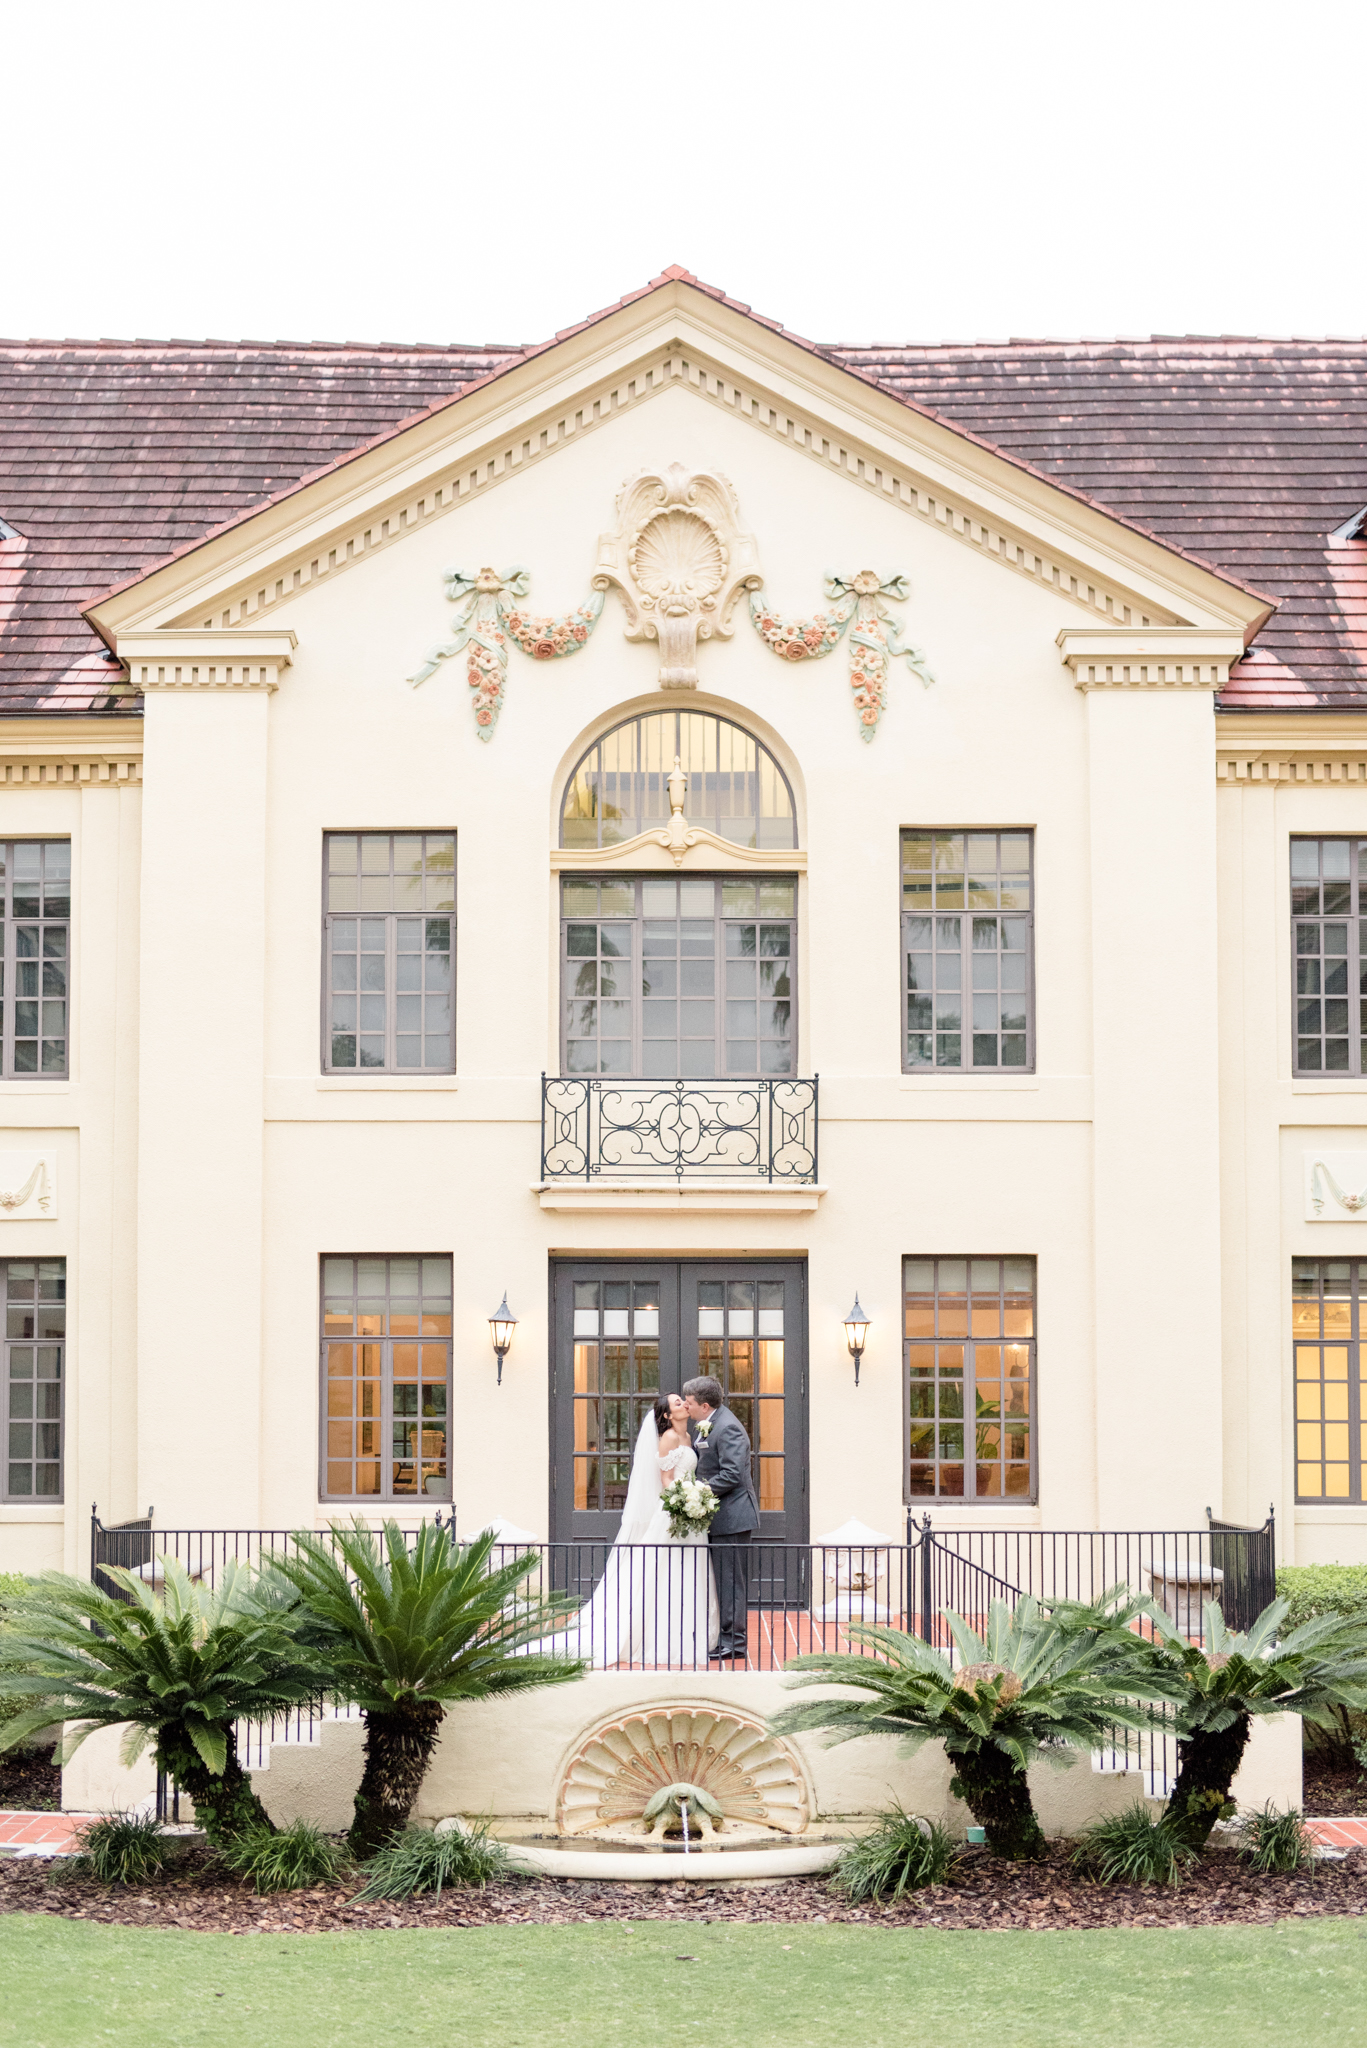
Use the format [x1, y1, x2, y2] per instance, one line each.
[1058, 628, 1244, 691]
[116, 630, 297, 694]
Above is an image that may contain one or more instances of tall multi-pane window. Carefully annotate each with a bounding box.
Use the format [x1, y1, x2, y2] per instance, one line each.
[323, 834, 455, 1072]
[561, 875, 796, 1077]
[0, 842, 70, 1078]
[904, 1257, 1035, 1501]
[1292, 1259, 1367, 1500]
[320, 1256, 452, 1501]
[1291, 838, 1367, 1074]
[2, 1258, 66, 1500]
[901, 831, 1033, 1071]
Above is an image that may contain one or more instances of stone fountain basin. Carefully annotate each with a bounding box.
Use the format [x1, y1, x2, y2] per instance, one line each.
[502, 1829, 845, 1882]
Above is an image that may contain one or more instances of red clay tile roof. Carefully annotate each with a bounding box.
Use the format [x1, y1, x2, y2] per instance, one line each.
[0, 339, 521, 712]
[1, 300, 1365, 715]
[827, 336, 1367, 710]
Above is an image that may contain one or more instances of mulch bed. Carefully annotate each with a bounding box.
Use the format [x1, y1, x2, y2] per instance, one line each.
[2, 1844, 1365, 1933]
[0, 1746, 60, 1813]
[1304, 1754, 1367, 1816]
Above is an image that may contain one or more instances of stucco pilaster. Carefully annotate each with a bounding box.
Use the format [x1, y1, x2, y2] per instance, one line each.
[134, 683, 272, 1522]
[1085, 683, 1224, 1522]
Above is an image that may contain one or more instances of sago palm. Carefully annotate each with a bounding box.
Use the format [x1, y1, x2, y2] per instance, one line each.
[0, 1558, 320, 1846]
[268, 1522, 586, 1858]
[772, 1594, 1161, 1860]
[1141, 1596, 1367, 1847]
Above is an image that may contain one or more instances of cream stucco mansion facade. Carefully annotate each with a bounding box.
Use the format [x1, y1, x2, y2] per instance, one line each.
[2, 273, 1365, 1582]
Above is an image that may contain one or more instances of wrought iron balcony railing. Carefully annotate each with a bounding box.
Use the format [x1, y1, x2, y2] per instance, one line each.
[540, 1074, 819, 1183]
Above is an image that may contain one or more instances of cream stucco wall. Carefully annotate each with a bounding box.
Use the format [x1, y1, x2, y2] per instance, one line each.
[2, 350, 1365, 1597]
[1218, 761, 1367, 1563]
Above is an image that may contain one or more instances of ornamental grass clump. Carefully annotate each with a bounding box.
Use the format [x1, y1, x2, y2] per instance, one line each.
[772, 1592, 1163, 1862]
[1071, 1802, 1198, 1887]
[830, 1808, 957, 1903]
[218, 1819, 351, 1894]
[1137, 1598, 1367, 1850]
[58, 1811, 173, 1888]
[352, 1819, 509, 1900]
[1234, 1802, 1317, 1875]
[0, 1559, 322, 1849]
[266, 1523, 586, 1859]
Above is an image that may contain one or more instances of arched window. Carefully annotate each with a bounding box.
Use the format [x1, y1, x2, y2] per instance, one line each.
[560, 710, 797, 851]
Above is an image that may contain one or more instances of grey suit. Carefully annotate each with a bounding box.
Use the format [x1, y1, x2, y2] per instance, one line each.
[692, 1404, 758, 1656]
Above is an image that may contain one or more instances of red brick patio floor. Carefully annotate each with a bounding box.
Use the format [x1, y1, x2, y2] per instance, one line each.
[5, 1808, 1367, 1856]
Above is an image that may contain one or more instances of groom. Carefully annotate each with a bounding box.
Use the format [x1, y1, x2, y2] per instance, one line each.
[682, 1375, 759, 1662]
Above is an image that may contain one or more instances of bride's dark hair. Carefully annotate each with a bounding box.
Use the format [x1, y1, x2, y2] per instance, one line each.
[653, 1393, 675, 1435]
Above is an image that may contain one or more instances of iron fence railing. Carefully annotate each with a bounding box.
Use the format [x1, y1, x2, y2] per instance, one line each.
[90, 1504, 1274, 1793]
[539, 1074, 819, 1182]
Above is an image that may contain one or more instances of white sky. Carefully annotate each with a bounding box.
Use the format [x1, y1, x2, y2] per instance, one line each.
[6, 0, 1366, 349]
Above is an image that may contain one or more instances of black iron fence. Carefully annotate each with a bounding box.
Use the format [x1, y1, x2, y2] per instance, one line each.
[912, 1509, 1277, 1640]
[91, 1504, 1273, 1674]
[90, 1506, 1273, 1788]
[540, 1074, 819, 1182]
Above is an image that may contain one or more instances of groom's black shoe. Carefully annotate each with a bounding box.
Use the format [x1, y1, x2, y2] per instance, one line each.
[713, 1639, 742, 1661]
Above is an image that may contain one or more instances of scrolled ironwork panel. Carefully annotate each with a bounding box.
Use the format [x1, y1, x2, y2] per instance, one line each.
[540, 1076, 818, 1182]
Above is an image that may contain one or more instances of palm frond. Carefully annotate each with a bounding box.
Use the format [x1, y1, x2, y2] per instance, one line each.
[264, 1521, 586, 1715]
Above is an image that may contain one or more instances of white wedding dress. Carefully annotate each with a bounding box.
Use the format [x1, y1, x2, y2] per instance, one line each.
[574, 1417, 718, 1669]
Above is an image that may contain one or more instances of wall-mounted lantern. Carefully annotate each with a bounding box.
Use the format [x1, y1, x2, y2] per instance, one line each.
[843, 1295, 870, 1387]
[489, 1294, 518, 1385]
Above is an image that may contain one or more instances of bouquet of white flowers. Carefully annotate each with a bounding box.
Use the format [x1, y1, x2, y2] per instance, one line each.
[659, 1474, 720, 1541]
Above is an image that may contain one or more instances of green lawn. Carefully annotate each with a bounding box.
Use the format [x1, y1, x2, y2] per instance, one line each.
[4, 1914, 1367, 2048]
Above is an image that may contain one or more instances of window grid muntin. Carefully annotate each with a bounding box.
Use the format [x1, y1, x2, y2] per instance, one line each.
[1292, 1258, 1366, 1502]
[571, 1276, 663, 1512]
[323, 833, 455, 1073]
[561, 712, 797, 851]
[3, 1257, 66, 1501]
[695, 1277, 787, 1514]
[561, 875, 797, 1078]
[0, 841, 70, 1080]
[903, 1255, 1036, 1503]
[1291, 837, 1367, 1076]
[901, 830, 1033, 1073]
[320, 1255, 453, 1502]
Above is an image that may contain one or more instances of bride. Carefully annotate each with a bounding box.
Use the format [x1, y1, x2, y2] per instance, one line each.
[579, 1392, 718, 1669]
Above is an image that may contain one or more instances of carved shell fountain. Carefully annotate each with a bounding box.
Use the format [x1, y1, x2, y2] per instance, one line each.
[556, 1705, 810, 1836]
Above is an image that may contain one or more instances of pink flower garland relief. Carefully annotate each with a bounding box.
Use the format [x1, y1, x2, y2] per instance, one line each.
[748, 570, 935, 740]
[409, 566, 605, 739]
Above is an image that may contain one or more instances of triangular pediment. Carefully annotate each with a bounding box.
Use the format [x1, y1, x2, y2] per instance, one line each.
[85, 275, 1271, 654]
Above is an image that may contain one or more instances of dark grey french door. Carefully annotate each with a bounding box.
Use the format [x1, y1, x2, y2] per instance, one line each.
[550, 1259, 808, 1553]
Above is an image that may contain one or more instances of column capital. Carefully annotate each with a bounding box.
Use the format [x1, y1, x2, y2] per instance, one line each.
[116, 629, 297, 694]
[1058, 627, 1244, 692]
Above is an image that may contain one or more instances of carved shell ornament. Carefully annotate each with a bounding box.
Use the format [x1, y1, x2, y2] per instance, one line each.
[408, 566, 605, 740]
[749, 569, 937, 740]
[556, 1705, 809, 1836]
[594, 465, 761, 688]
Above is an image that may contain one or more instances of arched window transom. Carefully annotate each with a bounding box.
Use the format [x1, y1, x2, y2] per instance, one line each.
[561, 711, 796, 851]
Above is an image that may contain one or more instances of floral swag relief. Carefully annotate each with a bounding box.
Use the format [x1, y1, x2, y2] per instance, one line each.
[749, 570, 936, 739]
[408, 566, 605, 739]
